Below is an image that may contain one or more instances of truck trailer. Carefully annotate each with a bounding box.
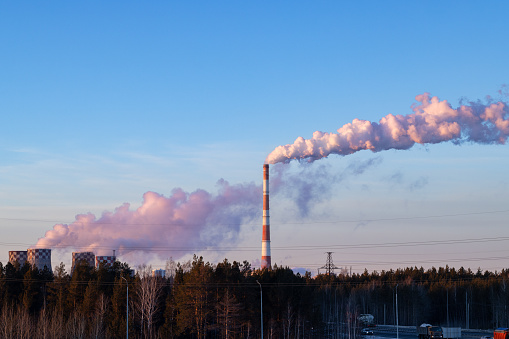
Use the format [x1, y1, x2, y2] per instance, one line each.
[442, 327, 461, 339]
[494, 328, 509, 339]
[417, 324, 444, 339]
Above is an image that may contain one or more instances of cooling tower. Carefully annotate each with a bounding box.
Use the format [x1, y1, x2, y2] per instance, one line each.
[261, 164, 271, 269]
[95, 255, 116, 268]
[71, 252, 95, 272]
[8, 251, 27, 267]
[27, 248, 52, 271]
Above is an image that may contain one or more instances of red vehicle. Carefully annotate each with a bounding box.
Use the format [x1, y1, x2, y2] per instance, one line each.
[494, 328, 509, 339]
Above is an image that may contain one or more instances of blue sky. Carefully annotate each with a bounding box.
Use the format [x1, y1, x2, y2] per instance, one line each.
[1, 2, 509, 274]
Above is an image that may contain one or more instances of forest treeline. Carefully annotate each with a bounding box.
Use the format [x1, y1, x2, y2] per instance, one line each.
[0, 256, 508, 339]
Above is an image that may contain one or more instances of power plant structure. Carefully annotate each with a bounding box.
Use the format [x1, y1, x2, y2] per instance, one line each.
[95, 255, 116, 268]
[9, 250, 27, 267]
[71, 251, 95, 272]
[8, 249, 52, 271]
[5, 249, 121, 272]
[27, 248, 52, 271]
[261, 164, 271, 269]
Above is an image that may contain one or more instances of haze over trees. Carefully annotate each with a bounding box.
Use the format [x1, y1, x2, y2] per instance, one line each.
[0, 256, 508, 338]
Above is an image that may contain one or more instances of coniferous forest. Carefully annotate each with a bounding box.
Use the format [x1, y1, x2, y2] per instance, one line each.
[1, 255, 509, 338]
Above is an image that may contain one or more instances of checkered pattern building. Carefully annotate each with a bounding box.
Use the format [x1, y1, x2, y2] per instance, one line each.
[8, 251, 27, 266]
[95, 256, 116, 268]
[27, 248, 52, 271]
[72, 252, 95, 272]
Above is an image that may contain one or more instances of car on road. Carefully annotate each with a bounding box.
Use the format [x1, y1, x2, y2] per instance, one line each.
[361, 328, 374, 335]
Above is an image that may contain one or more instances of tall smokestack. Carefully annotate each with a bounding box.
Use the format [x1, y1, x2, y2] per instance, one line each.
[261, 164, 271, 269]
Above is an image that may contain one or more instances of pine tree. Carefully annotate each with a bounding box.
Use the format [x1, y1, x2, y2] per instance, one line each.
[46, 262, 69, 316]
[22, 266, 41, 313]
[173, 256, 214, 338]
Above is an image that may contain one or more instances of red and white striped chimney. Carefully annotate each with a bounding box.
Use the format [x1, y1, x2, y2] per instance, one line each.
[261, 164, 271, 269]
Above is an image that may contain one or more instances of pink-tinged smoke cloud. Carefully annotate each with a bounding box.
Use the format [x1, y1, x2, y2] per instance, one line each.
[35, 179, 261, 258]
[265, 93, 509, 164]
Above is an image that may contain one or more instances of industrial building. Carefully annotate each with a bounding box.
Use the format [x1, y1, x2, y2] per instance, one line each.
[71, 251, 95, 272]
[8, 250, 27, 267]
[5, 249, 121, 273]
[27, 248, 52, 271]
[95, 255, 116, 268]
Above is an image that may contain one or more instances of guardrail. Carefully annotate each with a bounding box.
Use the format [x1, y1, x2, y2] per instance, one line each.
[373, 325, 492, 338]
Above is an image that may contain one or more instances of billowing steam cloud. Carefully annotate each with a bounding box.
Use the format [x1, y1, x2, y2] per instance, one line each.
[36, 179, 261, 258]
[266, 93, 509, 164]
[36, 92, 509, 261]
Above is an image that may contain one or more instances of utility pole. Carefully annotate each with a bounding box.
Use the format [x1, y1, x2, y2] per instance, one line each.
[466, 291, 469, 329]
[257, 280, 263, 339]
[396, 284, 399, 339]
[447, 289, 450, 327]
[121, 276, 129, 339]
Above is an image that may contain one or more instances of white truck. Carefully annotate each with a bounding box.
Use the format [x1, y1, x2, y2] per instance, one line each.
[358, 314, 375, 327]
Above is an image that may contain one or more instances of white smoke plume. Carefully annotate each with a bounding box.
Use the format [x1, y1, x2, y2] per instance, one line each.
[35, 179, 261, 259]
[36, 92, 508, 260]
[270, 157, 383, 217]
[266, 93, 509, 164]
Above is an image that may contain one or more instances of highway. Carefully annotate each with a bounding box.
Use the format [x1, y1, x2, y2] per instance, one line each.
[370, 325, 492, 339]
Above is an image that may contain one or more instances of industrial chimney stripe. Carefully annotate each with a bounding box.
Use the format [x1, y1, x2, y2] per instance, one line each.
[261, 164, 271, 269]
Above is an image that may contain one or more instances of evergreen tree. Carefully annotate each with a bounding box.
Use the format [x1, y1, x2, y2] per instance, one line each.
[46, 262, 69, 315]
[107, 276, 128, 339]
[21, 265, 41, 313]
[173, 255, 214, 338]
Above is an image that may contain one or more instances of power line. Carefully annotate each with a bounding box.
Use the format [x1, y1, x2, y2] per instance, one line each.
[1, 235, 508, 252]
[290, 254, 509, 268]
[1, 208, 509, 226]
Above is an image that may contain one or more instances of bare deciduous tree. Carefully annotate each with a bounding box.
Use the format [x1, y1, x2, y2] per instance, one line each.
[283, 301, 294, 339]
[66, 309, 86, 339]
[165, 257, 177, 282]
[36, 308, 49, 339]
[91, 293, 108, 339]
[135, 265, 164, 338]
[216, 288, 243, 339]
[17, 305, 33, 339]
[0, 303, 15, 339]
[49, 311, 65, 339]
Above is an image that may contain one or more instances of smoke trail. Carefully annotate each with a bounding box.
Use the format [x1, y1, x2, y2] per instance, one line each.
[266, 93, 509, 164]
[270, 156, 383, 217]
[35, 179, 261, 258]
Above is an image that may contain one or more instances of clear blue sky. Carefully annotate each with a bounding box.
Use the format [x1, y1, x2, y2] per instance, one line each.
[1, 1, 509, 274]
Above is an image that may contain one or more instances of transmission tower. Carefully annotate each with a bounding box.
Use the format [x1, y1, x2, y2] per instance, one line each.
[319, 252, 339, 276]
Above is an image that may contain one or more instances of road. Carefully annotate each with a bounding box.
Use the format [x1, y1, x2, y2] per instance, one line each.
[370, 325, 492, 339]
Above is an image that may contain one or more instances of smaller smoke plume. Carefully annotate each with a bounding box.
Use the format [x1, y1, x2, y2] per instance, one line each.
[266, 93, 509, 164]
[270, 156, 382, 217]
[36, 180, 261, 259]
